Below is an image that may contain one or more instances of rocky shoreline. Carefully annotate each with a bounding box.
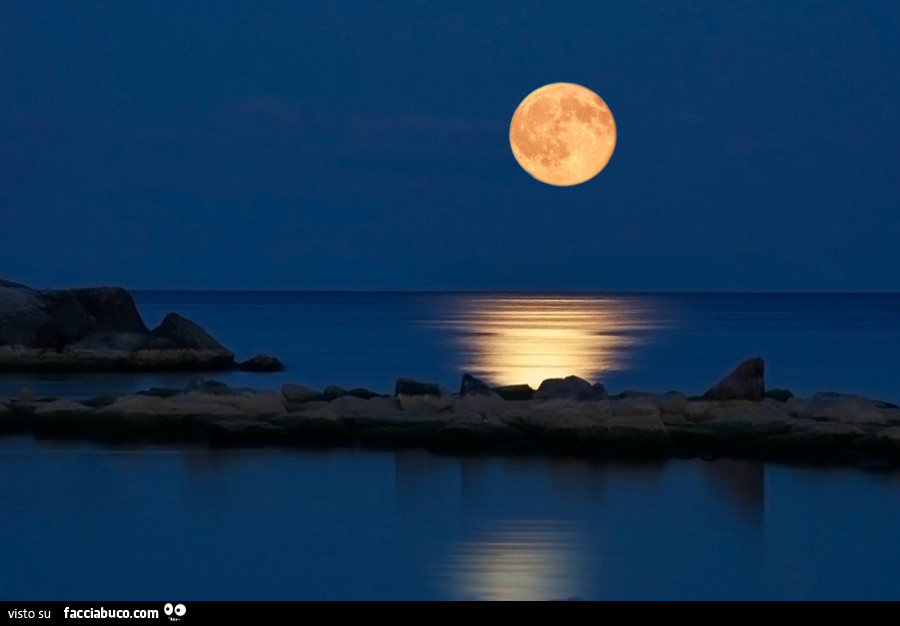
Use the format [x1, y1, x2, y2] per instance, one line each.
[0, 279, 282, 372]
[3, 280, 898, 469]
[3, 361, 900, 470]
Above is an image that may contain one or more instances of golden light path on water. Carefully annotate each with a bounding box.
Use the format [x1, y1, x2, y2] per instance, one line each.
[439, 521, 588, 601]
[437, 295, 658, 388]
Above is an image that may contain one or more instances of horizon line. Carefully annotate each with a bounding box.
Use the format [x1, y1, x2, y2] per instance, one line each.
[120, 288, 900, 295]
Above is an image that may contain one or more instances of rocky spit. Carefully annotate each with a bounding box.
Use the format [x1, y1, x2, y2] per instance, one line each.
[3, 360, 900, 470]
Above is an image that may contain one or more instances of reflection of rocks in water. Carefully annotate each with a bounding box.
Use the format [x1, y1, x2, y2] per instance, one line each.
[437, 521, 589, 601]
[460, 456, 492, 506]
[702, 458, 765, 529]
[394, 449, 461, 520]
[546, 457, 608, 503]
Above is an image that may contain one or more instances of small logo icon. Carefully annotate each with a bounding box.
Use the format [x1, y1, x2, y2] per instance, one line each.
[164, 603, 187, 622]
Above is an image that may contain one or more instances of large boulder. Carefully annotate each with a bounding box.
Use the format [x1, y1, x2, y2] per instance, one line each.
[535, 375, 607, 401]
[345, 387, 381, 400]
[185, 378, 239, 396]
[787, 392, 888, 425]
[702, 357, 765, 401]
[0, 282, 51, 348]
[147, 313, 230, 353]
[492, 384, 535, 401]
[321, 385, 347, 400]
[282, 384, 320, 402]
[460, 373, 499, 398]
[395, 378, 446, 397]
[45, 287, 149, 346]
[133, 312, 235, 369]
[239, 354, 285, 372]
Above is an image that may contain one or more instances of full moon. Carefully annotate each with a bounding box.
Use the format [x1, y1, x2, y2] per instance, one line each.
[509, 83, 616, 186]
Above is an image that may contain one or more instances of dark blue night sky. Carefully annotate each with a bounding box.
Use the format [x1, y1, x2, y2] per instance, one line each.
[2, 1, 899, 291]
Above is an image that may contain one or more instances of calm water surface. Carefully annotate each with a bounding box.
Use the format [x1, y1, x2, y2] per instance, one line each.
[2, 292, 900, 600]
[3, 291, 899, 402]
[4, 437, 900, 600]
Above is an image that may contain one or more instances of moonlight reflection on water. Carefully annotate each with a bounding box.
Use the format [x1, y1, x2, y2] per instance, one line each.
[438, 520, 589, 601]
[437, 295, 659, 388]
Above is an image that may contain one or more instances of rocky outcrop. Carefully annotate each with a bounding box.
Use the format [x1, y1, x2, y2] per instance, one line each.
[282, 384, 320, 403]
[702, 357, 765, 401]
[321, 385, 347, 400]
[0, 282, 151, 352]
[4, 348, 900, 468]
[787, 393, 890, 425]
[0, 281, 54, 348]
[185, 378, 246, 396]
[146, 313, 226, 351]
[493, 384, 535, 401]
[345, 387, 381, 400]
[535, 375, 607, 401]
[239, 354, 285, 372]
[4, 373, 900, 468]
[395, 378, 446, 397]
[460, 373, 497, 397]
[0, 279, 276, 372]
[45, 287, 150, 347]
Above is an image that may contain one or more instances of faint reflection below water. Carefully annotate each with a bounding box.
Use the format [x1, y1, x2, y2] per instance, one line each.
[438, 520, 589, 601]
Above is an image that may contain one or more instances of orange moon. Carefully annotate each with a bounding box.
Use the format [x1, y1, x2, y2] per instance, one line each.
[509, 83, 616, 186]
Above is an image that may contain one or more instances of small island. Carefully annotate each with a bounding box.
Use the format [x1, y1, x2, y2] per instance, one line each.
[0, 279, 281, 372]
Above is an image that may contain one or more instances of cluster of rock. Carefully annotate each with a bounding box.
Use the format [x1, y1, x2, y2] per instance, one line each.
[3, 358, 900, 469]
[0, 279, 282, 372]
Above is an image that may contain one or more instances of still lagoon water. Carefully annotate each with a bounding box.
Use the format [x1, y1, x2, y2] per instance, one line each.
[2, 292, 900, 600]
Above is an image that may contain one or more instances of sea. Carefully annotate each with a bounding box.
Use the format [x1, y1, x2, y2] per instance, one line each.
[2, 291, 900, 600]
